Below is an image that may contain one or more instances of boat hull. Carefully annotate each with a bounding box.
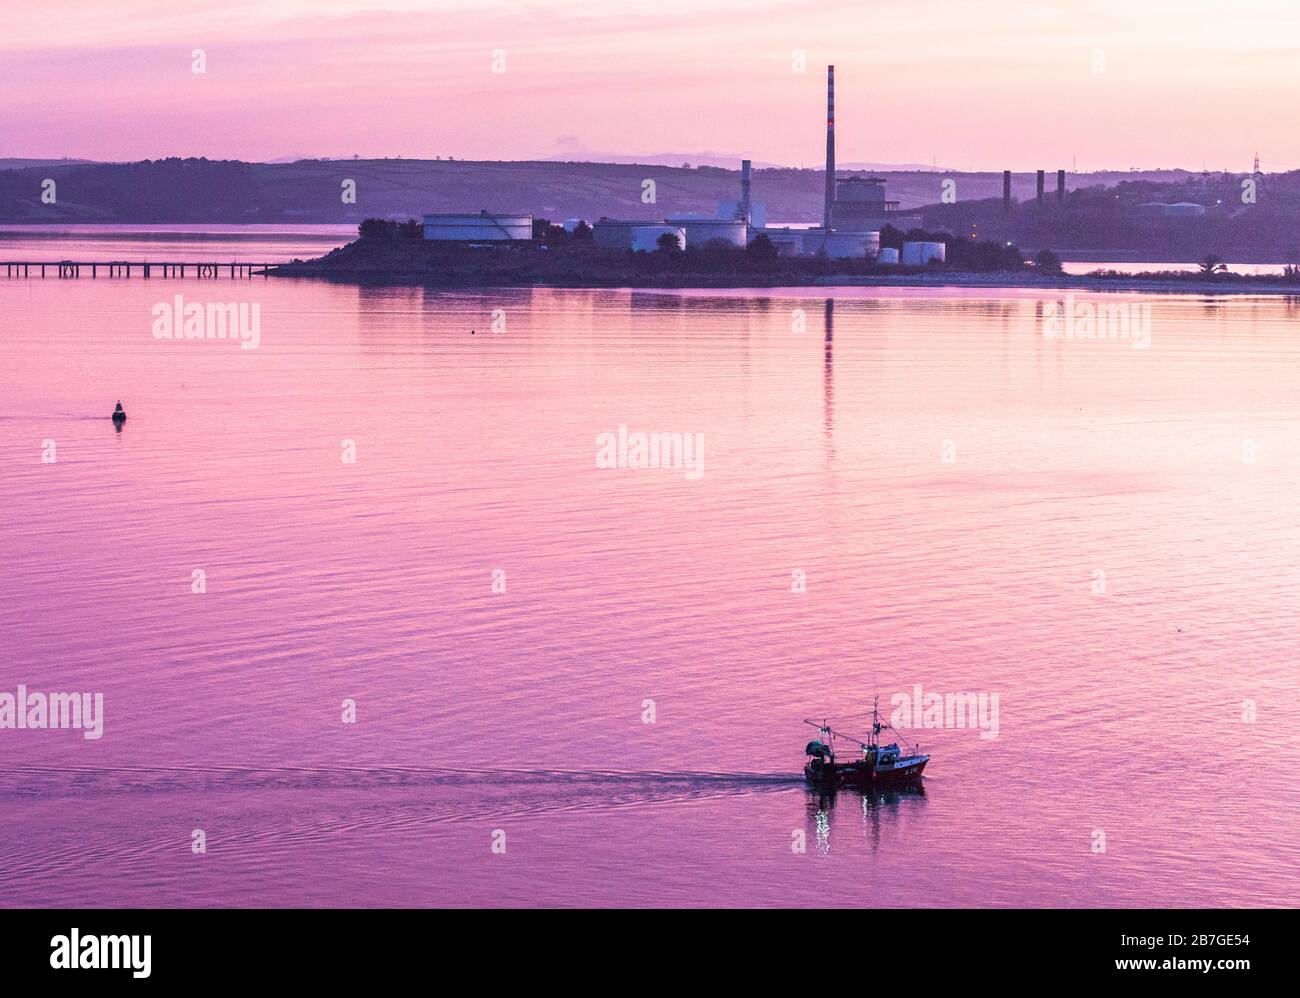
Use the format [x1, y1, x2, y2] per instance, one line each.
[804, 755, 928, 788]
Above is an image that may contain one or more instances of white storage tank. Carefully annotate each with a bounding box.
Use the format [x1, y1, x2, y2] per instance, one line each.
[664, 217, 748, 248]
[822, 231, 880, 259]
[752, 228, 804, 256]
[631, 226, 685, 252]
[877, 247, 900, 264]
[592, 219, 642, 249]
[423, 212, 532, 241]
[902, 241, 946, 265]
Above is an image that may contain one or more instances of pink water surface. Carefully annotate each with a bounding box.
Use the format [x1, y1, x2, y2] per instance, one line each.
[1, 261, 1298, 906]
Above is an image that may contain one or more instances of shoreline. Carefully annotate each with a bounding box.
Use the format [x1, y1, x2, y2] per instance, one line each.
[263, 231, 1300, 296]
[815, 272, 1300, 296]
[267, 264, 1300, 297]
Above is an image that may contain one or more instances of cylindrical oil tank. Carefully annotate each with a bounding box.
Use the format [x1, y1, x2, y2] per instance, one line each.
[752, 228, 803, 256]
[877, 247, 900, 264]
[422, 212, 533, 241]
[821, 231, 880, 259]
[901, 241, 946, 265]
[630, 226, 686, 252]
[664, 217, 748, 248]
[592, 219, 643, 249]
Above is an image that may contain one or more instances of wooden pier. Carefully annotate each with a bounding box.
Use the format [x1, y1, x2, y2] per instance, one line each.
[1, 261, 272, 279]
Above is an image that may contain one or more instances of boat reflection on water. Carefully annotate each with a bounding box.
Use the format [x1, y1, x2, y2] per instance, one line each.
[804, 782, 928, 856]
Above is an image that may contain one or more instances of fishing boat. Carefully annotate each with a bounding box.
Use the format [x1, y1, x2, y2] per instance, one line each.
[803, 696, 929, 788]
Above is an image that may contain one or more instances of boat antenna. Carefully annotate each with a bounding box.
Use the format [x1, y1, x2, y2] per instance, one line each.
[877, 699, 921, 756]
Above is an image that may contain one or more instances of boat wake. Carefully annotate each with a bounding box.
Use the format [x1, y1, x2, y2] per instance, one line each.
[0, 764, 800, 801]
[0, 765, 803, 889]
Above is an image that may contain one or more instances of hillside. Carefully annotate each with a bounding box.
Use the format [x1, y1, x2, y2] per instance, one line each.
[0, 156, 1228, 225]
[3, 157, 1297, 260]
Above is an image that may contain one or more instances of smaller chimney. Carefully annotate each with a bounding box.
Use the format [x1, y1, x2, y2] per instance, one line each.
[1057, 169, 1065, 205]
[740, 159, 752, 225]
[1036, 170, 1045, 207]
[1003, 170, 1012, 212]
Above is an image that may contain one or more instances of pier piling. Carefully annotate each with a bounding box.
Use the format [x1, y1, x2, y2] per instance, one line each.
[2, 261, 271, 280]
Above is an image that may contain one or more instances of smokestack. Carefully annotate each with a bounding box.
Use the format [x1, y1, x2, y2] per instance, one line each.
[824, 65, 835, 231]
[740, 159, 752, 225]
[1003, 170, 1011, 212]
[1036, 169, 1045, 207]
[1057, 169, 1065, 205]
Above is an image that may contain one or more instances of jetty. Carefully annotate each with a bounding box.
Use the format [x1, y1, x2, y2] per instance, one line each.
[1, 261, 272, 279]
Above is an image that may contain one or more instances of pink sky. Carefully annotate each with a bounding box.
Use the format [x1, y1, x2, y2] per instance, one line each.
[1, 0, 1295, 170]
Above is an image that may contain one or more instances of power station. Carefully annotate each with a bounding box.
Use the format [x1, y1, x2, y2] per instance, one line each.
[423, 64, 929, 260]
[751, 65, 919, 258]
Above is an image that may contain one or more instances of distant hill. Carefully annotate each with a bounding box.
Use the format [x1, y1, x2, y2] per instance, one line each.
[539, 151, 789, 170]
[0, 157, 1294, 259]
[0, 156, 1216, 223]
[0, 156, 863, 224]
[912, 172, 1300, 262]
[0, 158, 97, 171]
[0, 157, 766, 223]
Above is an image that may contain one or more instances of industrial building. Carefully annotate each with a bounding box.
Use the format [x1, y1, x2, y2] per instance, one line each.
[829, 176, 903, 229]
[1138, 201, 1208, 218]
[592, 219, 644, 249]
[424, 66, 930, 263]
[748, 66, 918, 259]
[630, 226, 685, 252]
[901, 241, 945, 265]
[591, 71, 914, 261]
[423, 211, 532, 242]
[592, 219, 689, 249]
[593, 216, 747, 251]
[662, 217, 748, 248]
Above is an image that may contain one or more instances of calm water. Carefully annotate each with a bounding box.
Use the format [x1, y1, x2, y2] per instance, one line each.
[0, 224, 352, 263]
[2, 236, 1299, 907]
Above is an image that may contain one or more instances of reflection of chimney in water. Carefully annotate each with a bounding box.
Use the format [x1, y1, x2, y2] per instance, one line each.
[823, 298, 835, 451]
[824, 66, 836, 231]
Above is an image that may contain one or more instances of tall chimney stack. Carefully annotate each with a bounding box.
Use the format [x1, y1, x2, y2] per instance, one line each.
[823, 65, 836, 231]
[1003, 170, 1011, 212]
[1036, 169, 1045, 207]
[1057, 169, 1065, 205]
